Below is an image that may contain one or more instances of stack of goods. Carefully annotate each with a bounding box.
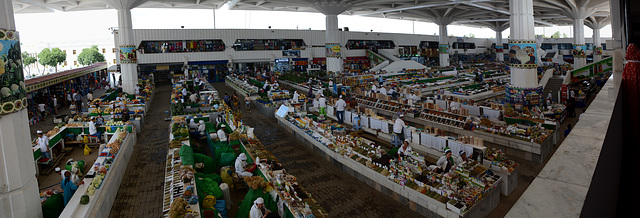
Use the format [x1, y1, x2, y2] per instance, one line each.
[45, 127, 61, 138]
[418, 109, 468, 129]
[84, 129, 127, 197]
[483, 148, 518, 174]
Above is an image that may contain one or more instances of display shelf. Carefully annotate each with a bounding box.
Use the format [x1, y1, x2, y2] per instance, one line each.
[418, 109, 467, 129]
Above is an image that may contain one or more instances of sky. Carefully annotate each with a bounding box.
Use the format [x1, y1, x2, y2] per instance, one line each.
[13, 6, 613, 54]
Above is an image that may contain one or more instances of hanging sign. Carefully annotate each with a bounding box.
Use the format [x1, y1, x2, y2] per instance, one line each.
[0, 29, 28, 114]
[325, 43, 341, 58]
[507, 40, 537, 68]
[119, 45, 137, 64]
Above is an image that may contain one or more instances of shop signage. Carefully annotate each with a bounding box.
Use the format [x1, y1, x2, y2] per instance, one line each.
[156, 65, 170, 71]
[0, 29, 28, 114]
[508, 40, 537, 69]
[325, 43, 341, 58]
[119, 45, 137, 64]
[282, 50, 300, 57]
[438, 44, 449, 54]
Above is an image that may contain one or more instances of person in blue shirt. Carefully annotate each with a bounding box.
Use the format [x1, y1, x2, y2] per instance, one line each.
[564, 124, 572, 137]
[61, 171, 83, 206]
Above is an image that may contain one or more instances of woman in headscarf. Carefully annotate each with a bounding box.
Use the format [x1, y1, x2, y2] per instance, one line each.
[61, 171, 83, 206]
[235, 153, 254, 177]
[250, 197, 271, 218]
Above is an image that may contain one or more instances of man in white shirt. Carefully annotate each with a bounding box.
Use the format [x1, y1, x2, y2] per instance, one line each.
[335, 95, 347, 124]
[89, 117, 102, 141]
[371, 83, 377, 94]
[292, 91, 300, 104]
[37, 130, 51, 160]
[87, 92, 94, 102]
[379, 86, 387, 96]
[318, 94, 327, 117]
[38, 103, 46, 118]
[328, 80, 334, 94]
[393, 114, 407, 144]
[134, 84, 141, 95]
[397, 139, 413, 156]
[67, 92, 72, 107]
[181, 88, 188, 98]
[190, 93, 198, 103]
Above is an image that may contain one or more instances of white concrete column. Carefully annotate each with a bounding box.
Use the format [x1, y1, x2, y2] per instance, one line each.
[117, 9, 138, 94]
[509, 0, 538, 88]
[325, 14, 342, 73]
[592, 26, 602, 62]
[573, 18, 587, 68]
[438, 24, 449, 67]
[0, 0, 43, 217]
[496, 30, 504, 62]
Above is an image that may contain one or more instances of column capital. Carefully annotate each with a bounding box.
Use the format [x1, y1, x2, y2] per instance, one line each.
[309, 1, 351, 15]
[585, 16, 610, 30]
[562, 7, 598, 20]
[103, 0, 147, 10]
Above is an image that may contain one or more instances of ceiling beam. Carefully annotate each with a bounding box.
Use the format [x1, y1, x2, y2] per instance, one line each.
[227, 0, 241, 9]
[14, 0, 62, 12]
[355, 0, 494, 16]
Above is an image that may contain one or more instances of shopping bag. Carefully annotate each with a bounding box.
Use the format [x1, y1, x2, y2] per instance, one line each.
[83, 135, 89, 143]
[84, 145, 91, 156]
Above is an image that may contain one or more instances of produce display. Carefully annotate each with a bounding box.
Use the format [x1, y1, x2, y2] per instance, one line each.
[105, 120, 124, 126]
[45, 126, 61, 138]
[283, 114, 500, 216]
[226, 75, 259, 95]
[484, 148, 519, 174]
[65, 123, 83, 127]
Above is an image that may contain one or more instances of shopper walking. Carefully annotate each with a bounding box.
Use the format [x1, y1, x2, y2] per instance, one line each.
[52, 95, 58, 115]
[87, 91, 94, 103]
[335, 95, 347, 124]
[37, 130, 50, 160]
[318, 94, 327, 117]
[66, 92, 72, 107]
[74, 91, 83, 112]
[38, 102, 46, 118]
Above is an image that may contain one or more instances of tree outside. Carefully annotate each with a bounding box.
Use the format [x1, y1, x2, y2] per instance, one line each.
[77, 45, 105, 66]
[38, 48, 66, 73]
[550, 31, 562, 38]
[21, 52, 37, 77]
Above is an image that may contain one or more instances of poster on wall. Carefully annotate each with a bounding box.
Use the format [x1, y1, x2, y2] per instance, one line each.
[508, 40, 537, 68]
[325, 43, 341, 58]
[119, 45, 137, 64]
[594, 46, 603, 55]
[0, 29, 28, 114]
[282, 50, 300, 57]
[572, 44, 587, 58]
[438, 44, 448, 54]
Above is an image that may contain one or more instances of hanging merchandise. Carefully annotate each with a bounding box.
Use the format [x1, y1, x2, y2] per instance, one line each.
[504, 84, 543, 107]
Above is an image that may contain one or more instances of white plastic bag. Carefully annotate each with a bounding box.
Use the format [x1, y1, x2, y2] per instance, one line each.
[247, 127, 255, 139]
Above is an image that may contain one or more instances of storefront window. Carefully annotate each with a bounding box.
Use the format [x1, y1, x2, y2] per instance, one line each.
[346, 40, 395, 50]
[232, 39, 306, 51]
[185, 40, 225, 52]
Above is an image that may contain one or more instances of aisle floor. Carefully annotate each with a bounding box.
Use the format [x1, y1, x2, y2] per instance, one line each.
[213, 83, 426, 218]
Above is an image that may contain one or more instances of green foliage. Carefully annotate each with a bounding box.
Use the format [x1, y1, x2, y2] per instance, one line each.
[550, 31, 561, 38]
[38, 48, 66, 72]
[77, 45, 105, 66]
[466, 33, 475, 38]
[562, 33, 568, 38]
[21, 52, 37, 66]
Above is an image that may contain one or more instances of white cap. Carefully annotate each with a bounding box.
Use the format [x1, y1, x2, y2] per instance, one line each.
[339, 95, 343, 99]
[37, 130, 43, 134]
[239, 153, 247, 160]
[399, 114, 404, 118]
[404, 139, 410, 143]
[55, 167, 61, 172]
[255, 197, 264, 204]
[199, 120, 205, 124]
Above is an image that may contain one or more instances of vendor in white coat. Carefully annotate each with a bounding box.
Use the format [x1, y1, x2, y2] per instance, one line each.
[456, 150, 470, 164]
[250, 197, 271, 218]
[189, 119, 199, 130]
[379, 86, 387, 96]
[393, 114, 407, 143]
[292, 91, 300, 103]
[217, 125, 227, 142]
[334, 95, 347, 124]
[235, 153, 254, 177]
[435, 149, 455, 174]
[397, 139, 413, 156]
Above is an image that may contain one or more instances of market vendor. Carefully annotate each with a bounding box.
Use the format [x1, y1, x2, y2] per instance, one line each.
[37, 130, 51, 160]
[189, 119, 199, 130]
[292, 91, 300, 103]
[61, 171, 83, 207]
[216, 113, 225, 125]
[235, 153, 254, 177]
[397, 139, 413, 157]
[250, 197, 271, 218]
[197, 120, 207, 139]
[456, 150, 469, 164]
[96, 114, 105, 126]
[56, 167, 81, 184]
[435, 149, 455, 174]
[217, 125, 228, 142]
[393, 114, 407, 143]
[89, 117, 102, 142]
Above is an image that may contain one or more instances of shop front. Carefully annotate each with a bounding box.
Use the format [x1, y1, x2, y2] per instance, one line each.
[188, 60, 229, 82]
